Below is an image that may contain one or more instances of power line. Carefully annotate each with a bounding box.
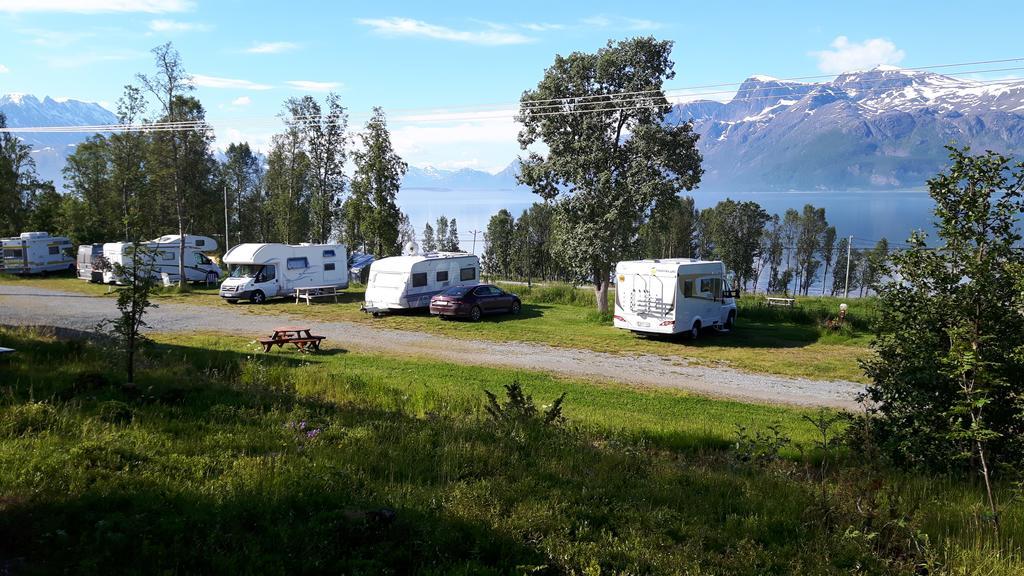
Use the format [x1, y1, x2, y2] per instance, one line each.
[2, 60, 1022, 134]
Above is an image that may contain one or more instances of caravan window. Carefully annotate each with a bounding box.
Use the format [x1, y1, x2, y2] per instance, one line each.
[325, 263, 336, 271]
[195, 239, 205, 247]
[460, 267, 476, 281]
[193, 253, 212, 265]
[48, 246, 60, 255]
[322, 249, 335, 258]
[160, 251, 175, 261]
[436, 270, 448, 282]
[287, 257, 308, 270]
[700, 278, 713, 294]
[412, 272, 428, 287]
[682, 280, 694, 298]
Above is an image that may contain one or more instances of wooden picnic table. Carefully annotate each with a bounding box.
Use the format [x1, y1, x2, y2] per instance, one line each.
[294, 285, 340, 305]
[259, 326, 326, 353]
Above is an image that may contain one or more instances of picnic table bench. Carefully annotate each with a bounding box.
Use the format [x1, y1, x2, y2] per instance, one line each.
[766, 296, 796, 307]
[294, 285, 341, 305]
[259, 326, 326, 353]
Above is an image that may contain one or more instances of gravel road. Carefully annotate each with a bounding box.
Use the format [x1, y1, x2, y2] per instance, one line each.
[0, 285, 866, 408]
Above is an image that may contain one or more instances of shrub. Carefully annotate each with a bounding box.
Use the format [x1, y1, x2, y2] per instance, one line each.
[98, 400, 134, 425]
[2, 402, 58, 437]
[484, 380, 566, 429]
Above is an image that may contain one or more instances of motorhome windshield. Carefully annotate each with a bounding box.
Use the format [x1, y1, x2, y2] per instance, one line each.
[230, 264, 264, 278]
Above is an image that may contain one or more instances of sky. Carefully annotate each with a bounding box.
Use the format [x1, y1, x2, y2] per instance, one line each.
[1, 0, 1022, 173]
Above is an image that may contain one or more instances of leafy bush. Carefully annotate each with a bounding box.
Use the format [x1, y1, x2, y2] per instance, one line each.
[2, 402, 57, 437]
[97, 400, 134, 425]
[484, 380, 567, 430]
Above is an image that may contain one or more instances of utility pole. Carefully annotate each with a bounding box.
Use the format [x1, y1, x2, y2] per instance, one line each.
[223, 184, 230, 251]
[470, 229, 480, 255]
[843, 235, 853, 299]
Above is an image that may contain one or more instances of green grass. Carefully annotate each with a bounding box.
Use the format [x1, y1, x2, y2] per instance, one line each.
[0, 327, 1021, 574]
[0, 274, 876, 382]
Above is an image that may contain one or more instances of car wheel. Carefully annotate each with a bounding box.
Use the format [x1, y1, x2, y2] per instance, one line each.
[511, 300, 521, 314]
[725, 311, 735, 330]
[251, 290, 266, 304]
[690, 321, 701, 340]
[470, 306, 482, 322]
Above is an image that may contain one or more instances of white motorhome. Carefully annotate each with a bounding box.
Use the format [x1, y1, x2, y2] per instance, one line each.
[76, 244, 105, 282]
[363, 251, 480, 314]
[613, 259, 737, 338]
[102, 234, 221, 285]
[1, 232, 75, 274]
[219, 243, 348, 304]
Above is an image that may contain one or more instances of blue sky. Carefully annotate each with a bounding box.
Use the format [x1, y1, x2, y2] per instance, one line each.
[1, 0, 1022, 172]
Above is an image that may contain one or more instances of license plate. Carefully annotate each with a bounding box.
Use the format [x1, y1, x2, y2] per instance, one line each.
[638, 321, 650, 327]
[435, 302, 449, 306]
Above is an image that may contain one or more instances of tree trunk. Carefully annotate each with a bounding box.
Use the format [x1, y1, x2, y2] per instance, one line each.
[595, 274, 609, 314]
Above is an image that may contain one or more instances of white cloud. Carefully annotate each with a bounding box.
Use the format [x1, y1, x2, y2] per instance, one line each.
[626, 18, 663, 30]
[148, 19, 210, 33]
[191, 74, 272, 90]
[0, 0, 193, 13]
[230, 96, 251, 106]
[811, 36, 905, 74]
[19, 28, 95, 47]
[245, 41, 298, 54]
[520, 22, 563, 32]
[285, 80, 341, 92]
[0, 64, 8, 73]
[357, 17, 534, 45]
[581, 15, 611, 28]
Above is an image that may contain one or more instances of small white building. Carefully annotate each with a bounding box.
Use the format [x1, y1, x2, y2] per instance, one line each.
[219, 242, 348, 304]
[613, 258, 737, 338]
[1, 232, 75, 274]
[363, 252, 479, 314]
[102, 234, 221, 285]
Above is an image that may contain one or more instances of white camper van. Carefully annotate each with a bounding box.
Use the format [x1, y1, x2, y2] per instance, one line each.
[76, 244, 104, 282]
[363, 252, 480, 314]
[102, 234, 221, 285]
[1, 232, 75, 274]
[219, 243, 348, 304]
[613, 259, 737, 338]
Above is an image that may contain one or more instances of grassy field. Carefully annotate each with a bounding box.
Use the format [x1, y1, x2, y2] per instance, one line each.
[0, 273, 875, 382]
[0, 327, 1019, 574]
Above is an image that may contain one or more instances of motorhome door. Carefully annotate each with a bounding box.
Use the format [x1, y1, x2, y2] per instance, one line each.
[257, 264, 280, 297]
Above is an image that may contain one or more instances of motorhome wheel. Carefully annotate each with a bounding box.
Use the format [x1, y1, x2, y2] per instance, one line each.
[250, 290, 266, 304]
[690, 321, 701, 340]
[725, 311, 735, 330]
[470, 306, 482, 322]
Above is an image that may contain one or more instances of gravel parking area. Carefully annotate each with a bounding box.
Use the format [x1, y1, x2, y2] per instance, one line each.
[0, 285, 866, 408]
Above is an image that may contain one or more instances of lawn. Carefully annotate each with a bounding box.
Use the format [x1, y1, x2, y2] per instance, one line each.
[0, 274, 874, 381]
[0, 327, 1019, 574]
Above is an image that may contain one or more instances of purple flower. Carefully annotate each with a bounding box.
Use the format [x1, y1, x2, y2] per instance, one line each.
[306, 428, 321, 439]
[299, 420, 307, 430]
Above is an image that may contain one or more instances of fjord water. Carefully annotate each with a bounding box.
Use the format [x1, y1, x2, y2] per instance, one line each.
[399, 187, 939, 251]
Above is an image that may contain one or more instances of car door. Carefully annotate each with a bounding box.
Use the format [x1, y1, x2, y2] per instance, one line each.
[259, 264, 280, 297]
[492, 287, 513, 310]
[473, 286, 495, 312]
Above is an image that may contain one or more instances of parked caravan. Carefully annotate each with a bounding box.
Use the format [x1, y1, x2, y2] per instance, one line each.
[1, 232, 75, 274]
[102, 234, 221, 285]
[76, 244, 104, 282]
[613, 259, 737, 338]
[219, 243, 348, 304]
[363, 251, 480, 314]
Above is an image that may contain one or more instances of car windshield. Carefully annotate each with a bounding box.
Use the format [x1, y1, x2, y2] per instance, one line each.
[230, 264, 263, 278]
[441, 286, 471, 297]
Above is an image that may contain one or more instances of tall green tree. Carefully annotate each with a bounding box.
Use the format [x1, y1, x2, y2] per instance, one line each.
[435, 216, 449, 251]
[110, 85, 148, 241]
[698, 199, 769, 289]
[421, 222, 436, 252]
[350, 107, 407, 257]
[221, 142, 264, 245]
[62, 135, 117, 243]
[287, 94, 347, 244]
[795, 204, 828, 295]
[0, 111, 47, 236]
[138, 42, 194, 286]
[858, 238, 889, 297]
[265, 116, 310, 244]
[641, 195, 697, 259]
[863, 148, 1024, 521]
[484, 209, 515, 278]
[445, 218, 459, 251]
[820, 226, 837, 295]
[517, 37, 703, 313]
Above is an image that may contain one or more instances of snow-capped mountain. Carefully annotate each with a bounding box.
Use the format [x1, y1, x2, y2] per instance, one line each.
[666, 66, 1024, 190]
[402, 163, 521, 190]
[0, 94, 118, 191]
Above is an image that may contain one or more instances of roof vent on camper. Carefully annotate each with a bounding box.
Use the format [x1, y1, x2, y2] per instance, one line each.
[403, 241, 418, 256]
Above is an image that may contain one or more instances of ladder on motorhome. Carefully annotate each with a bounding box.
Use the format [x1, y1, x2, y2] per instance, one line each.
[630, 274, 674, 316]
